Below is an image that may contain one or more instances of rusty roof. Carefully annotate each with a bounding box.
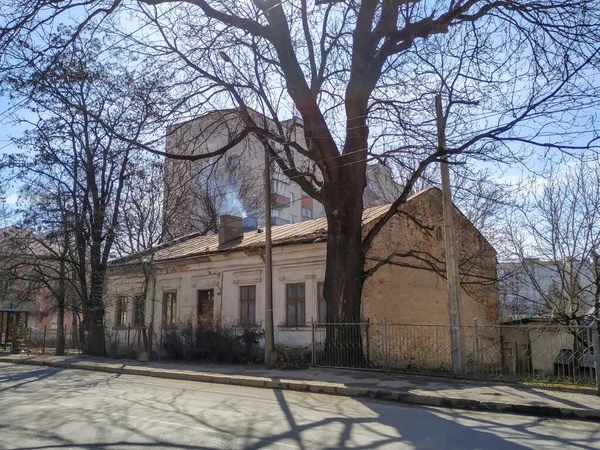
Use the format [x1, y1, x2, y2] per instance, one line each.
[110, 190, 435, 267]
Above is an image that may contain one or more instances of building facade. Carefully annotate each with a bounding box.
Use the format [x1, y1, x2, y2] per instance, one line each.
[498, 259, 596, 321]
[107, 188, 499, 365]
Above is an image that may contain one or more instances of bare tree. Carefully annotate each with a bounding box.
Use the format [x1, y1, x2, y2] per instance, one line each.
[2, 28, 167, 355]
[2, 1, 600, 354]
[0, 215, 79, 355]
[502, 160, 600, 325]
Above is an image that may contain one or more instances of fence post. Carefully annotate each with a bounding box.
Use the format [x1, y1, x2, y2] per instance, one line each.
[42, 325, 47, 355]
[473, 319, 479, 376]
[384, 319, 389, 371]
[366, 318, 370, 367]
[592, 325, 600, 396]
[525, 327, 533, 376]
[311, 317, 315, 366]
[148, 321, 153, 360]
[127, 323, 131, 359]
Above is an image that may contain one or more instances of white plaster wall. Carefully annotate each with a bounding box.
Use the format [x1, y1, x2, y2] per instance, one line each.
[530, 330, 574, 374]
[105, 243, 327, 350]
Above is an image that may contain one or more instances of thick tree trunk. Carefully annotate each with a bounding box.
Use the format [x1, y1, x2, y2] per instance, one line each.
[324, 206, 365, 322]
[84, 269, 106, 356]
[321, 170, 367, 366]
[85, 306, 105, 356]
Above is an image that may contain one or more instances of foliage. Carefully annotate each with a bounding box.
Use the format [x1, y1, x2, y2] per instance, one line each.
[159, 317, 265, 363]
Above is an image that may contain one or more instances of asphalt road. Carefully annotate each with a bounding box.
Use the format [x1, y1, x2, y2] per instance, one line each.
[0, 363, 599, 450]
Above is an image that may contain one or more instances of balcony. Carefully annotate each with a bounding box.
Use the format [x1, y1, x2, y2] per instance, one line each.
[271, 193, 291, 208]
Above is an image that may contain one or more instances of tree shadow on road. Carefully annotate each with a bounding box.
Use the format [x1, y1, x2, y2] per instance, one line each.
[0, 366, 64, 393]
[2, 365, 600, 450]
[239, 389, 535, 450]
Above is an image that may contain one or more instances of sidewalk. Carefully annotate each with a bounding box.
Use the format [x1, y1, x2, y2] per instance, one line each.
[2, 353, 600, 422]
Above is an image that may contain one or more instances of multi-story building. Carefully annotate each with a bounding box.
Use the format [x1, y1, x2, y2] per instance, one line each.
[163, 109, 401, 239]
[498, 258, 596, 321]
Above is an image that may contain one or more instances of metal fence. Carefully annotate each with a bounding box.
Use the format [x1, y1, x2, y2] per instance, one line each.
[5, 321, 261, 362]
[105, 322, 263, 363]
[311, 321, 599, 387]
[5, 326, 81, 355]
[105, 324, 152, 360]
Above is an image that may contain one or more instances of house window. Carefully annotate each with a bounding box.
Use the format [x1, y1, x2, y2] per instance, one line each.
[133, 294, 145, 326]
[163, 291, 177, 326]
[286, 283, 305, 327]
[301, 190, 308, 198]
[317, 282, 326, 323]
[318, 203, 325, 214]
[301, 207, 313, 218]
[197, 289, 214, 321]
[240, 285, 256, 326]
[115, 297, 127, 327]
[290, 192, 295, 202]
[51, 315, 58, 330]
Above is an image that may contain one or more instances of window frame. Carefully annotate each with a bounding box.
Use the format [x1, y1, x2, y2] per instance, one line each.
[239, 285, 257, 327]
[317, 282, 326, 324]
[115, 297, 128, 328]
[162, 291, 177, 326]
[197, 289, 214, 322]
[286, 282, 306, 327]
[301, 207, 313, 219]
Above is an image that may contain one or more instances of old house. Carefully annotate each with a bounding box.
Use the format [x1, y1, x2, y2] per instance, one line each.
[106, 188, 499, 369]
[0, 226, 75, 350]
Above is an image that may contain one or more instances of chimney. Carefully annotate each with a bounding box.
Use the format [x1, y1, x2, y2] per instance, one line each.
[219, 215, 244, 245]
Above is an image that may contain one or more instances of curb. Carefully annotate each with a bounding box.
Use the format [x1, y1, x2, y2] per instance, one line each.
[3, 357, 600, 422]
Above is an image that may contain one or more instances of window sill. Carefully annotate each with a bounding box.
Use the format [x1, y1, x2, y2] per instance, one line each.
[235, 324, 261, 329]
[278, 325, 310, 331]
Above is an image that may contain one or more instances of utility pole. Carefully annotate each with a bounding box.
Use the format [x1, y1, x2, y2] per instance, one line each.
[218, 51, 274, 364]
[435, 94, 466, 376]
[263, 144, 274, 365]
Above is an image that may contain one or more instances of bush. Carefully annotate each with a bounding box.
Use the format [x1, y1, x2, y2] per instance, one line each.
[274, 344, 311, 369]
[159, 318, 265, 363]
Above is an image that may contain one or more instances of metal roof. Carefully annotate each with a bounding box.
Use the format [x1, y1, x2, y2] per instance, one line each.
[109, 196, 411, 267]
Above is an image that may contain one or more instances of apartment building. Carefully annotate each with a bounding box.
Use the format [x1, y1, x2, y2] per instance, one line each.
[163, 109, 401, 239]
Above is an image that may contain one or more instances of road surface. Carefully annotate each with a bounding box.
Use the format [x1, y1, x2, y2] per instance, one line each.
[0, 362, 599, 449]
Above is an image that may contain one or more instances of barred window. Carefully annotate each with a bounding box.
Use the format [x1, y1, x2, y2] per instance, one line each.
[240, 285, 256, 326]
[317, 282, 326, 323]
[115, 297, 127, 327]
[286, 283, 305, 327]
[162, 291, 177, 325]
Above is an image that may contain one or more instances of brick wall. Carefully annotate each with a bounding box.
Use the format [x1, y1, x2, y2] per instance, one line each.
[361, 188, 500, 371]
